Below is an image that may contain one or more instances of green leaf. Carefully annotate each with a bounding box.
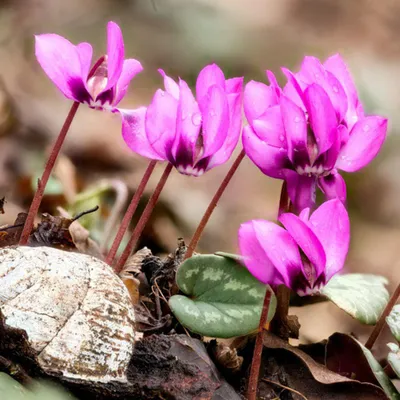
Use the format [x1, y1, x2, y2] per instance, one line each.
[387, 343, 400, 379]
[0, 373, 76, 400]
[359, 342, 400, 399]
[169, 254, 276, 338]
[387, 305, 400, 341]
[321, 274, 389, 324]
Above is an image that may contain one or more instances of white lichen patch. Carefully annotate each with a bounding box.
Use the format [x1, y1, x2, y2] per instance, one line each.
[0, 246, 139, 384]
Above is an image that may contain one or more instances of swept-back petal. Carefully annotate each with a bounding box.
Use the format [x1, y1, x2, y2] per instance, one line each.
[284, 170, 317, 212]
[205, 85, 243, 170]
[172, 79, 201, 166]
[324, 54, 358, 105]
[282, 67, 306, 109]
[279, 212, 326, 279]
[105, 21, 124, 91]
[318, 170, 346, 203]
[120, 107, 164, 160]
[200, 85, 229, 159]
[253, 105, 286, 148]
[242, 126, 289, 179]
[145, 89, 178, 161]
[324, 54, 362, 129]
[238, 220, 284, 285]
[226, 77, 244, 94]
[76, 42, 93, 85]
[113, 59, 143, 106]
[336, 116, 388, 172]
[159, 69, 180, 99]
[308, 199, 350, 280]
[304, 84, 337, 155]
[35, 34, 90, 102]
[253, 220, 304, 288]
[196, 63, 226, 102]
[280, 96, 308, 164]
[266, 70, 282, 96]
[244, 80, 278, 123]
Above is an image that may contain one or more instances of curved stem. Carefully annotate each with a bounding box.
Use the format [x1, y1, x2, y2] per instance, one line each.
[19, 101, 80, 245]
[19, 56, 106, 245]
[105, 160, 157, 264]
[114, 163, 173, 274]
[184, 149, 245, 260]
[365, 282, 400, 350]
[247, 290, 272, 400]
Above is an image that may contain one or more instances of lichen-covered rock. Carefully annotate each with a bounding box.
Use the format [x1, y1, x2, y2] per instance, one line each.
[0, 246, 139, 384]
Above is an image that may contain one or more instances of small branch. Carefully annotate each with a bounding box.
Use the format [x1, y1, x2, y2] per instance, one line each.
[105, 160, 157, 265]
[114, 163, 173, 274]
[247, 290, 272, 400]
[184, 149, 245, 260]
[71, 205, 99, 222]
[365, 282, 400, 350]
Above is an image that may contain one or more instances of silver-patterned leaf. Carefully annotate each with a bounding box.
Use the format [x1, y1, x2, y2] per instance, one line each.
[322, 274, 389, 324]
[387, 305, 400, 341]
[387, 343, 400, 379]
[169, 254, 276, 338]
[0, 246, 141, 384]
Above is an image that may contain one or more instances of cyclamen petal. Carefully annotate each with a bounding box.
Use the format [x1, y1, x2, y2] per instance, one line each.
[104, 21, 125, 91]
[35, 21, 142, 110]
[196, 63, 226, 103]
[206, 79, 244, 170]
[244, 81, 278, 123]
[242, 126, 288, 179]
[308, 199, 350, 280]
[238, 199, 350, 296]
[336, 116, 388, 172]
[121, 64, 243, 174]
[243, 54, 388, 209]
[35, 34, 91, 102]
[120, 108, 164, 160]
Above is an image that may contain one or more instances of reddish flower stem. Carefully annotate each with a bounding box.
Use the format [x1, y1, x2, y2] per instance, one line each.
[114, 163, 173, 274]
[247, 290, 272, 400]
[19, 101, 80, 245]
[19, 56, 106, 245]
[365, 282, 400, 350]
[105, 160, 158, 265]
[184, 149, 245, 260]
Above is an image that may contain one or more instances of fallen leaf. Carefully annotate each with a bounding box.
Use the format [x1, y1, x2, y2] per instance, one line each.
[260, 331, 388, 399]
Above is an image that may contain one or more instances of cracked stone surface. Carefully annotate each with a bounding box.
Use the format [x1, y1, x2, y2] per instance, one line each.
[0, 246, 138, 383]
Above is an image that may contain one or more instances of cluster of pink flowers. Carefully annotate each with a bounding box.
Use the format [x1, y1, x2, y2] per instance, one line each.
[36, 22, 387, 297]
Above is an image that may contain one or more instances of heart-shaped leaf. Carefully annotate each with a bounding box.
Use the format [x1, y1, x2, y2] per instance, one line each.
[169, 254, 276, 338]
[321, 274, 389, 324]
[387, 305, 400, 341]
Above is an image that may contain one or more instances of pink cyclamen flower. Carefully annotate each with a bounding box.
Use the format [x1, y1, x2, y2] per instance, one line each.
[243, 55, 388, 211]
[121, 64, 243, 176]
[238, 199, 350, 296]
[35, 21, 142, 111]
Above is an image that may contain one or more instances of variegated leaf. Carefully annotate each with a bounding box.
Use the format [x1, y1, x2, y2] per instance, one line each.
[322, 274, 389, 325]
[169, 254, 276, 338]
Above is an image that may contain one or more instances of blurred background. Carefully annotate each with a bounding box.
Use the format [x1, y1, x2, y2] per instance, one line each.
[0, 0, 399, 346]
